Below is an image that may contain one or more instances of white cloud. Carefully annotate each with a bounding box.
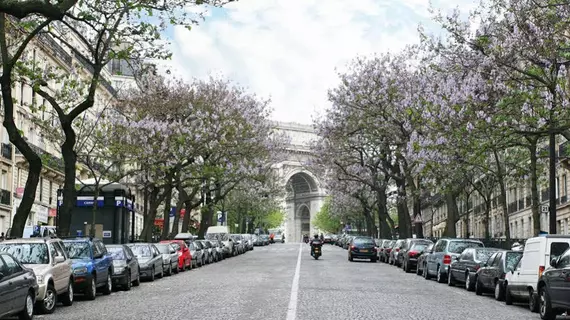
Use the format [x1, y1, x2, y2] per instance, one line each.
[164, 0, 478, 124]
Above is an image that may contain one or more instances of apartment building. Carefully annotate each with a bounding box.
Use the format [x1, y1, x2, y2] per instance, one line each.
[421, 139, 570, 239]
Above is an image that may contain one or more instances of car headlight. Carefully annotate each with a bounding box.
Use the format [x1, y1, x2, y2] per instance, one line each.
[114, 267, 125, 274]
[36, 274, 44, 284]
[73, 267, 88, 275]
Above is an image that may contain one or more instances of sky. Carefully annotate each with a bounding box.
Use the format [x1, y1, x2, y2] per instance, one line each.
[162, 0, 478, 125]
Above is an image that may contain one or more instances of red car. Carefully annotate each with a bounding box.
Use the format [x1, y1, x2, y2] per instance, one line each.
[160, 240, 192, 271]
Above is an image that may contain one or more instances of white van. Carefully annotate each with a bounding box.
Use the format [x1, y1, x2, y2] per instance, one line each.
[504, 235, 570, 311]
[206, 226, 234, 257]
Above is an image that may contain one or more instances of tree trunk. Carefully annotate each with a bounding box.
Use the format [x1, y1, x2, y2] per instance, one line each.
[161, 184, 173, 240]
[484, 200, 491, 240]
[0, 15, 43, 238]
[376, 188, 393, 238]
[169, 184, 187, 239]
[406, 175, 423, 238]
[395, 178, 412, 238]
[529, 138, 541, 237]
[89, 186, 101, 237]
[140, 186, 164, 241]
[464, 193, 470, 238]
[197, 187, 213, 238]
[443, 192, 458, 237]
[57, 121, 78, 237]
[493, 150, 511, 240]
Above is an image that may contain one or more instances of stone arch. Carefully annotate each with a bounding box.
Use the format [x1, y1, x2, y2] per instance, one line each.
[285, 171, 320, 196]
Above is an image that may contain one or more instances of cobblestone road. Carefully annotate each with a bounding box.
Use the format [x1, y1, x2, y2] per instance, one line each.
[26, 243, 562, 320]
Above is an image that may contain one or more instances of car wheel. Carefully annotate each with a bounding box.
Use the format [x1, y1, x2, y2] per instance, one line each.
[539, 287, 556, 320]
[85, 276, 97, 300]
[494, 281, 505, 301]
[132, 269, 141, 286]
[102, 273, 112, 295]
[436, 266, 445, 283]
[150, 267, 155, 281]
[124, 272, 132, 291]
[18, 290, 34, 320]
[529, 290, 539, 312]
[505, 283, 513, 305]
[60, 280, 73, 306]
[465, 273, 473, 291]
[157, 266, 164, 278]
[38, 283, 57, 314]
[447, 271, 455, 287]
[475, 276, 483, 295]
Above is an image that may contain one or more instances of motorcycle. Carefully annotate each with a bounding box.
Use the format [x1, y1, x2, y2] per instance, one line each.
[303, 235, 309, 243]
[311, 242, 322, 260]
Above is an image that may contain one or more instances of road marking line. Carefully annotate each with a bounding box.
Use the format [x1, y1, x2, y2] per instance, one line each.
[286, 243, 302, 320]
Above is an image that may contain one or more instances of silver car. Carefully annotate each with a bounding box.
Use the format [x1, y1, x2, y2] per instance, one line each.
[155, 243, 179, 276]
[126, 243, 164, 281]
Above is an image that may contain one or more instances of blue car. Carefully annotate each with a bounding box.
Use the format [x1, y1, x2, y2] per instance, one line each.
[62, 237, 113, 300]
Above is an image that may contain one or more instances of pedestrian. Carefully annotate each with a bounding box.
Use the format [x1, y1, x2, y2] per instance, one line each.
[0, 232, 4, 240]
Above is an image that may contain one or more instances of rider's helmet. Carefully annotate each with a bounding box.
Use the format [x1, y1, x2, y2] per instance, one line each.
[314, 234, 319, 239]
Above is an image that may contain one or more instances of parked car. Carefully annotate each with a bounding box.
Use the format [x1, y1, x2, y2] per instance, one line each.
[401, 241, 433, 273]
[537, 246, 570, 320]
[417, 243, 434, 276]
[0, 237, 74, 314]
[348, 237, 378, 262]
[106, 244, 140, 291]
[0, 252, 38, 320]
[447, 247, 501, 291]
[424, 238, 484, 283]
[503, 235, 570, 312]
[388, 239, 405, 267]
[62, 237, 113, 300]
[209, 240, 224, 261]
[126, 243, 164, 281]
[193, 241, 207, 266]
[154, 243, 179, 276]
[475, 249, 522, 300]
[160, 240, 192, 271]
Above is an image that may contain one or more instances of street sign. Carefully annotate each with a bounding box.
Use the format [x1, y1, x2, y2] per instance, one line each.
[217, 211, 223, 222]
[414, 215, 423, 223]
[541, 205, 549, 213]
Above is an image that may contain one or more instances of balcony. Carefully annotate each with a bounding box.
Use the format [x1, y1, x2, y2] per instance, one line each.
[15, 142, 65, 173]
[75, 53, 117, 97]
[0, 189, 10, 206]
[1, 143, 12, 160]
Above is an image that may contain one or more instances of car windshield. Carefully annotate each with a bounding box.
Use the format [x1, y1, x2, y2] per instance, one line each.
[353, 238, 375, 246]
[448, 241, 483, 254]
[205, 233, 229, 241]
[169, 243, 181, 251]
[156, 245, 172, 254]
[107, 247, 126, 260]
[476, 249, 497, 262]
[505, 252, 523, 271]
[63, 242, 91, 259]
[0, 243, 49, 264]
[130, 245, 152, 257]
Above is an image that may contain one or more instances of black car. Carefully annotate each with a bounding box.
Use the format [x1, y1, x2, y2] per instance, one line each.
[348, 237, 378, 262]
[107, 244, 141, 291]
[447, 247, 501, 291]
[401, 241, 433, 273]
[475, 250, 522, 300]
[537, 247, 570, 320]
[0, 252, 38, 320]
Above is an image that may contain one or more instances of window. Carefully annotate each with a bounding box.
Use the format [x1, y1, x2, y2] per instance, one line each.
[19, 83, 24, 106]
[550, 242, 570, 258]
[92, 242, 102, 257]
[52, 242, 66, 260]
[49, 181, 53, 204]
[491, 252, 502, 266]
[48, 242, 57, 261]
[556, 249, 570, 268]
[1, 254, 22, 276]
[2, 128, 8, 144]
[1, 170, 7, 190]
[557, 177, 560, 198]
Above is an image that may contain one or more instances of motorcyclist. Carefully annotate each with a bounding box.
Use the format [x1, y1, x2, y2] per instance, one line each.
[320, 233, 324, 241]
[310, 234, 322, 255]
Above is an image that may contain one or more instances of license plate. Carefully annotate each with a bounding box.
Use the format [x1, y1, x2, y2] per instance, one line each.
[360, 249, 368, 252]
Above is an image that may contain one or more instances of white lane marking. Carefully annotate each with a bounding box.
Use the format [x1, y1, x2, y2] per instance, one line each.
[286, 243, 303, 320]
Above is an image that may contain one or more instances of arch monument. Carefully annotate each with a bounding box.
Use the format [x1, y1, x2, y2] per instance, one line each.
[273, 122, 327, 242]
